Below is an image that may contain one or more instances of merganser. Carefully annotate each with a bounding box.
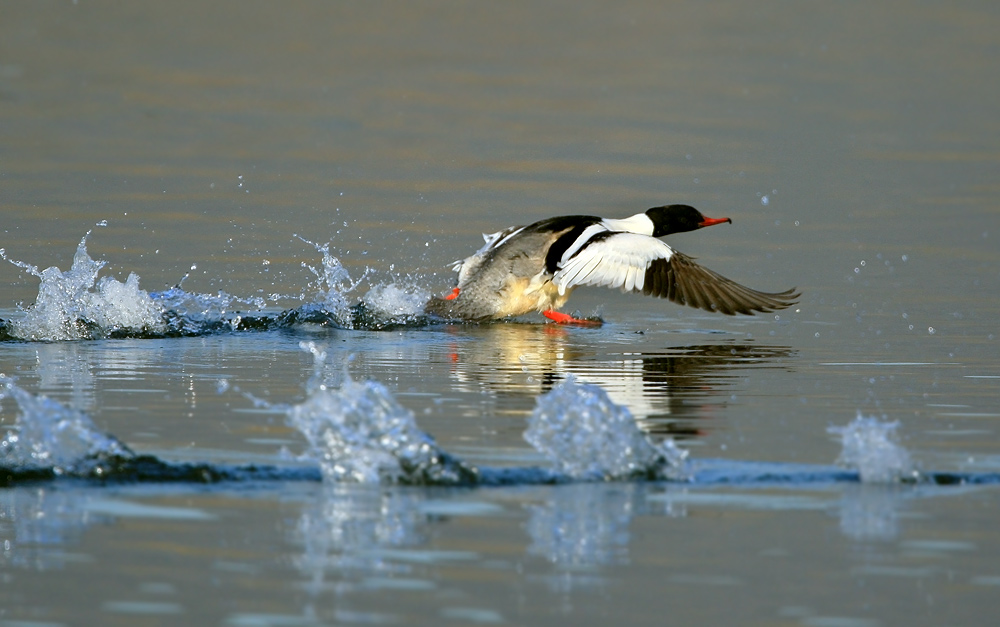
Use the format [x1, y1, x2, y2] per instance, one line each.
[425, 204, 798, 324]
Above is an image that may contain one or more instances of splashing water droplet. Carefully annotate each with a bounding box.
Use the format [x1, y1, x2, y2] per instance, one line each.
[0, 374, 133, 474]
[280, 346, 476, 485]
[2, 234, 166, 340]
[828, 414, 915, 483]
[524, 376, 688, 481]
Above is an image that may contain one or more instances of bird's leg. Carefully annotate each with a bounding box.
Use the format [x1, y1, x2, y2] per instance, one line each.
[542, 310, 602, 326]
[443, 287, 460, 301]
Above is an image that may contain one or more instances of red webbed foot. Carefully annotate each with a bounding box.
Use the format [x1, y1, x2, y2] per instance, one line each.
[443, 287, 460, 301]
[542, 310, 603, 326]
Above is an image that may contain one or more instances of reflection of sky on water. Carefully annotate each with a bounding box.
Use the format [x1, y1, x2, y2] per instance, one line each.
[526, 484, 634, 566]
[0, 488, 103, 571]
[33, 343, 97, 412]
[0, 472, 993, 620]
[292, 485, 431, 589]
[838, 484, 905, 542]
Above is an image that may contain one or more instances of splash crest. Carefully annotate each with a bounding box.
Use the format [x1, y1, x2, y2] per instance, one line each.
[525, 375, 689, 481]
[828, 413, 917, 483]
[0, 373, 132, 475]
[1, 234, 434, 340]
[1, 235, 165, 341]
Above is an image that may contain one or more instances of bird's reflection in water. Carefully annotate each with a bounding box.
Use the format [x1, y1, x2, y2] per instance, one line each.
[443, 323, 795, 442]
[632, 344, 795, 438]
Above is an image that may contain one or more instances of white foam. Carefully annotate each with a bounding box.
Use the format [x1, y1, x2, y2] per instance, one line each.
[2, 234, 165, 340]
[0, 374, 132, 474]
[524, 375, 689, 481]
[279, 347, 693, 485]
[829, 413, 916, 483]
[363, 283, 430, 318]
[285, 376, 453, 483]
[280, 342, 470, 484]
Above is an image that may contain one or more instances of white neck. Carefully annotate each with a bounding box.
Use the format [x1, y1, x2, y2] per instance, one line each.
[600, 213, 655, 236]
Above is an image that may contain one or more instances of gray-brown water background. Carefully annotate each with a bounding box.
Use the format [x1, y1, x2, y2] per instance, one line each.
[2, 2, 999, 625]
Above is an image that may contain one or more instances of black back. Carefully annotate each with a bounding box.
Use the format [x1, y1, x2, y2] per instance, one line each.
[527, 215, 602, 274]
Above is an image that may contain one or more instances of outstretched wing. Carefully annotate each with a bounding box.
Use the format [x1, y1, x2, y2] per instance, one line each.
[642, 251, 799, 315]
[553, 232, 799, 315]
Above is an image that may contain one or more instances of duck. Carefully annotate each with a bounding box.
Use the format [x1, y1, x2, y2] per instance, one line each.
[424, 204, 799, 324]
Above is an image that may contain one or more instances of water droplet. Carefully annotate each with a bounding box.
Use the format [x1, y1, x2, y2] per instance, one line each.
[761, 196, 769, 206]
[928, 327, 935, 334]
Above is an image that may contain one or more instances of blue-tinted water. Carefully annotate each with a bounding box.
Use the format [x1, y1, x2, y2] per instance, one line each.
[3, 2, 1000, 625]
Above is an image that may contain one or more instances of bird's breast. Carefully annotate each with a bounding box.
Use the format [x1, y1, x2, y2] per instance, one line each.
[493, 274, 572, 318]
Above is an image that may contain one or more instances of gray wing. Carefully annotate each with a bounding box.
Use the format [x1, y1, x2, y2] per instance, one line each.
[643, 252, 799, 315]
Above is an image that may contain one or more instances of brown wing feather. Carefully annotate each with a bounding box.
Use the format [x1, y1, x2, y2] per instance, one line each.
[641, 252, 799, 315]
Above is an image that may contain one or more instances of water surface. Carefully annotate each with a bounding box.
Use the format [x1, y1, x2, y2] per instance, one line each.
[2, 1, 999, 625]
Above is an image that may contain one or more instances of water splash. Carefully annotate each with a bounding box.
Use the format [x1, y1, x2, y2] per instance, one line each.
[281, 348, 690, 485]
[283, 343, 478, 485]
[363, 283, 430, 319]
[524, 375, 689, 481]
[0, 374, 133, 475]
[284, 377, 478, 484]
[297, 236, 368, 327]
[152, 284, 271, 336]
[1, 234, 166, 341]
[0, 374, 322, 485]
[828, 414, 917, 483]
[1, 365, 995, 490]
[1, 233, 436, 340]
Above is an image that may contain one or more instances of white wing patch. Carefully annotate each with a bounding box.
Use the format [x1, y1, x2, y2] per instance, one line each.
[553, 232, 674, 295]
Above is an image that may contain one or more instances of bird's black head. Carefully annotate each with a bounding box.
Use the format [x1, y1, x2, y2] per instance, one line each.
[645, 204, 732, 237]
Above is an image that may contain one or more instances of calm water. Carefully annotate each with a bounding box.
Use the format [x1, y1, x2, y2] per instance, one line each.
[2, 1, 999, 625]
